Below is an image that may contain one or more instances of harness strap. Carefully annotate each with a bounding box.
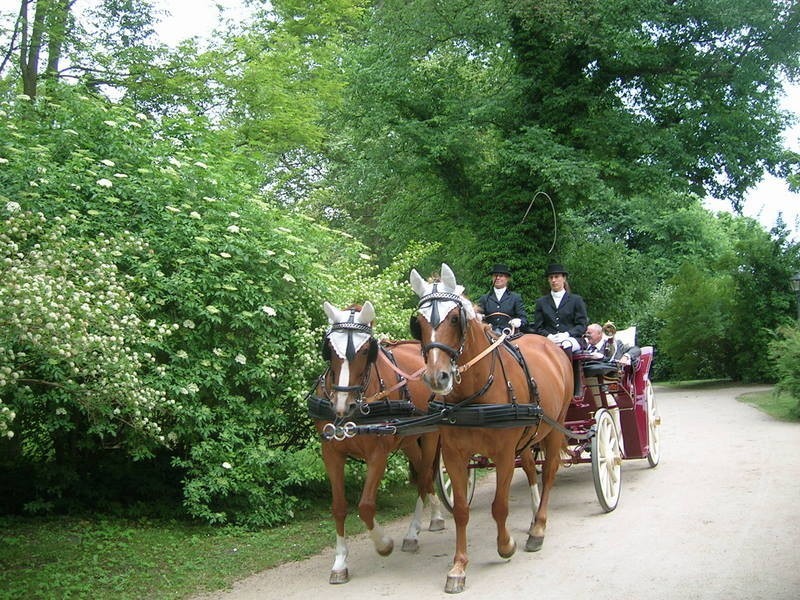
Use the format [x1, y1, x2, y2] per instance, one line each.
[457, 331, 507, 375]
[499, 337, 541, 405]
[378, 347, 425, 382]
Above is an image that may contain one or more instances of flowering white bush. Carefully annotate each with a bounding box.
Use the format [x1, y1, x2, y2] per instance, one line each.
[0, 209, 173, 453]
[0, 89, 435, 526]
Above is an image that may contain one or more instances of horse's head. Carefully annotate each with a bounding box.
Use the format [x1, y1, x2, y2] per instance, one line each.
[409, 263, 477, 395]
[322, 301, 379, 417]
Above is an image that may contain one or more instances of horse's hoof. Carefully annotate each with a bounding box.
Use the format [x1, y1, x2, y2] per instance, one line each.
[498, 536, 516, 559]
[377, 539, 394, 557]
[429, 517, 446, 532]
[329, 569, 349, 584]
[445, 574, 466, 594]
[525, 535, 544, 552]
[401, 538, 419, 553]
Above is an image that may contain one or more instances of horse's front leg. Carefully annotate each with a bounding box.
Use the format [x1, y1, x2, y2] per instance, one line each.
[421, 432, 446, 532]
[321, 443, 350, 584]
[441, 442, 471, 594]
[359, 450, 394, 557]
[526, 431, 564, 552]
[492, 447, 517, 560]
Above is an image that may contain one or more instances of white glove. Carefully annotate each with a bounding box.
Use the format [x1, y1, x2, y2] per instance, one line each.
[509, 318, 522, 329]
[547, 332, 567, 343]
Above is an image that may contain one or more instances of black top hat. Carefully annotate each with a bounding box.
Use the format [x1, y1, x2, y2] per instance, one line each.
[489, 263, 512, 276]
[545, 263, 569, 276]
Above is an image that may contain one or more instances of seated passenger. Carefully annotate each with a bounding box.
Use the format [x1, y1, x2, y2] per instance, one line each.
[583, 322, 640, 455]
[584, 322, 641, 367]
[476, 263, 528, 333]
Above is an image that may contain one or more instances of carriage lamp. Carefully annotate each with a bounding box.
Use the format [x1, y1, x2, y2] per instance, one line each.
[792, 272, 800, 322]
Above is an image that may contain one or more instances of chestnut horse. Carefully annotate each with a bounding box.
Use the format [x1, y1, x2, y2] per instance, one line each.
[409, 264, 573, 594]
[311, 301, 443, 584]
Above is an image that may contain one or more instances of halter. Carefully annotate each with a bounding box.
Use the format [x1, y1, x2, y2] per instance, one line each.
[416, 289, 467, 361]
[323, 311, 376, 414]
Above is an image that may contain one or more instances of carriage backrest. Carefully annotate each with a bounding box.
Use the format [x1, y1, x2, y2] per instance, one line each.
[615, 326, 636, 347]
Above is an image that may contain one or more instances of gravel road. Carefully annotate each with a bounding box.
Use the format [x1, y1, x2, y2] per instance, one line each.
[194, 384, 800, 600]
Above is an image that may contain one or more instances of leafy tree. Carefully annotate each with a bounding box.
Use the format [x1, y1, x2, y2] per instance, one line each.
[657, 262, 735, 380]
[717, 214, 800, 381]
[768, 325, 800, 415]
[0, 0, 167, 98]
[321, 0, 799, 292]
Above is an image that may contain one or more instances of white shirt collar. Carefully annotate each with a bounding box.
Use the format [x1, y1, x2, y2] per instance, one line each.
[551, 289, 565, 306]
[494, 287, 507, 300]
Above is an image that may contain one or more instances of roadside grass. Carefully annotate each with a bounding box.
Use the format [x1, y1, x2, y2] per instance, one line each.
[737, 388, 800, 421]
[0, 483, 422, 600]
[657, 380, 800, 421]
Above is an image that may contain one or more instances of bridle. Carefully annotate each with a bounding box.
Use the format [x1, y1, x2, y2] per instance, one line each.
[414, 289, 508, 384]
[322, 316, 377, 412]
[415, 289, 468, 360]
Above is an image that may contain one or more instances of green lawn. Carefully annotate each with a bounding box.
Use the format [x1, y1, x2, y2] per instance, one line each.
[0, 484, 421, 599]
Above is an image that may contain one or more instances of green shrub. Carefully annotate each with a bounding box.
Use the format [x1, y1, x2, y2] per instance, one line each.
[768, 325, 800, 416]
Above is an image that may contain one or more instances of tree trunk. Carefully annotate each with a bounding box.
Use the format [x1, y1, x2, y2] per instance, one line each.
[18, 0, 74, 98]
[44, 0, 73, 80]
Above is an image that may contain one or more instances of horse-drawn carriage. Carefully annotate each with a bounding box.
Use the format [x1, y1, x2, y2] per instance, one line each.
[309, 263, 661, 593]
[434, 323, 661, 514]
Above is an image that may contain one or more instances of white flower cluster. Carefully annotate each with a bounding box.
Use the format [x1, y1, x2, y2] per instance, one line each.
[0, 210, 176, 443]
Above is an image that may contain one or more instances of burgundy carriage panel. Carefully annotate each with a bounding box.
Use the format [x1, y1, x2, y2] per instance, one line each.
[619, 346, 653, 458]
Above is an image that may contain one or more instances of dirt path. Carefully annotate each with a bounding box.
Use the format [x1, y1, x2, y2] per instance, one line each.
[194, 385, 800, 600]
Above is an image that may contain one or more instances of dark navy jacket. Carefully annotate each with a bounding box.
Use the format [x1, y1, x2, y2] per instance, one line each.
[477, 289, 528, 330]
[530, 292, 588, 338]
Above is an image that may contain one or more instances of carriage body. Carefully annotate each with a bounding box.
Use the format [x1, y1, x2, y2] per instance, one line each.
[564, 345, 656, 462]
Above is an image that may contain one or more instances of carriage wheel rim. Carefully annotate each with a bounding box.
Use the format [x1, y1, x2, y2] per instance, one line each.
[592, 409, 621, 511]
[646, 381, 661, 467]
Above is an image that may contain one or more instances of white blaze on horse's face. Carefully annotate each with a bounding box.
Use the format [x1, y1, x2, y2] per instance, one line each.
[323, 301, 376, 415]
[409, 264, 475, 395]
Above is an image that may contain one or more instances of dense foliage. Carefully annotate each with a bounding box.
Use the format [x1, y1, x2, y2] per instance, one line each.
[0, 88, 433, 525]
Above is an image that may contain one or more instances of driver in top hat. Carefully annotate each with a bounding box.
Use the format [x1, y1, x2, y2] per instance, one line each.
[476, 263, 528, 333]
[530, 263, 588, 351]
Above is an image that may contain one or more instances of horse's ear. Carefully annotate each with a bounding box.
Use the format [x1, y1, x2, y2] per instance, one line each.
[440, 263, 457, 291]
[359, 301, 376, 325]
[409, 315, 422, 340]
[410, 269, 427, 297]
[323, 301, 339, 324]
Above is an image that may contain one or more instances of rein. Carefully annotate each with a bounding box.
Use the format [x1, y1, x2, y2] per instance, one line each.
[457, 331, 507, 375]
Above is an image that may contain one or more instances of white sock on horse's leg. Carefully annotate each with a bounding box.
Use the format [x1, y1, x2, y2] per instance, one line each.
[402, 497, 424, 552]
[427, 493, 445, 529]
[530, 483, 541, 512]
[405, 497, 424, 540]
[332, 534, 348, 573]
[369, 519, 394, 555]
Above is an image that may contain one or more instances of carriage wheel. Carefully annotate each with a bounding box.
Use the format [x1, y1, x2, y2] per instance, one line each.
[645, 381, 662, 467]
[591, 408, 622, 512]
[434, 450, 477, 514]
